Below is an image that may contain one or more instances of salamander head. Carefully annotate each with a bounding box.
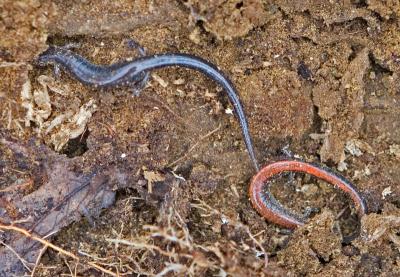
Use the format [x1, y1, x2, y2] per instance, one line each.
[35, 46, 59, 66]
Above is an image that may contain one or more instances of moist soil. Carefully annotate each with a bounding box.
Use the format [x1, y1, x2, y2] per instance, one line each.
[0, 0, 400, 276]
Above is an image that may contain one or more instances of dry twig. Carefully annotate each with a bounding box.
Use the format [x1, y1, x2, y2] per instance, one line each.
[0, 223, 117, 276]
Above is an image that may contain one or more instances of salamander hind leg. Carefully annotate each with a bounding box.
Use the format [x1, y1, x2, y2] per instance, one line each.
[53, 63, 62, 78]
[130, 71, 150, 96]
[49, 43, 81, 78]
[126, 39, 150, 96]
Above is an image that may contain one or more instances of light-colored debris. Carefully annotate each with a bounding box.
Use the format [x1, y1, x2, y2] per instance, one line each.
[49, 99, 97, 151]
[345, 140, 363, 157]
[21, 75, 56, 129]
[204, 89, 217, 99]
[69, 100, 96, 139]
[309, 133, 327, 140]
[347, 139, 375, 155]
[353, 166, 372, 180]
[20, 75, 97, 151]
[300, 183, 319, 197]
[337, 161, 347, 172]
[45, 111, 74, 135]
[20, 79, 34, 127]
[382, 187, 392, 199]
[143, 170, 165, 194]
[0, 62, 27, 68]
[170, 171, 186, 181]
[389, 144, 400, 159]
[224, 107, 233, 115]
[33, 78, 52, 125]
[173, 78, 186, 85]
[37, 75, 70, 96]
[189, 27, 201, 44]
[262, 61, 272, 67]
[152, 73, 168, 88]
[361, 214, 400, 242]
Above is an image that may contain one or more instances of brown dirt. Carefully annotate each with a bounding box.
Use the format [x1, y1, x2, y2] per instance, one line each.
[1, 0, 400, 276]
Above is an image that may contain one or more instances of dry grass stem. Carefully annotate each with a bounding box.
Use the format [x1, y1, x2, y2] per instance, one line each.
[0, 223, 117, 276]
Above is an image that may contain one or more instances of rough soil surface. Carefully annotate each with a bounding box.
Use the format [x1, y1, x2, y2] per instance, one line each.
[0, 0, 399, 276]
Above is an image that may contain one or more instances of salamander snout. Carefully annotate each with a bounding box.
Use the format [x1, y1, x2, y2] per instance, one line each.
[35, 52, 56, 66]
[35, 55, 48, 66]
[35, 46, 58, 66]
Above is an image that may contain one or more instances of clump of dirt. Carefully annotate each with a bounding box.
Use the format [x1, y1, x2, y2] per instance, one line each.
[0, 64, 31, 137]
[47, 0, 180, 37]
[278, 205, 400, 276]
[367, 0, 400, 19]
[277, 210, 347, 275]
[184, 0, 268, 40]
[318, 48, 369, 164]
[0, 0, 400, 276]
[240, 67, 314, 142]
[0, 0, 56, 62]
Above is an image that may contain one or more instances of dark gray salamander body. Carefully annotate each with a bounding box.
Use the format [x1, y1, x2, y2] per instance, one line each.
[37, 46, 260, 171]
[36, 46, 147, 88]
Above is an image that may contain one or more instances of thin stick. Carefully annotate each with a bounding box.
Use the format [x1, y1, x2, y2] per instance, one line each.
[0, 223, 117, 276]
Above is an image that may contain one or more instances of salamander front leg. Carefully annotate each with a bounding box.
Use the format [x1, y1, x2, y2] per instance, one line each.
[53, 63, 61, 78]
[129, 72, 149, 96]
[52, 43, 81, 78]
